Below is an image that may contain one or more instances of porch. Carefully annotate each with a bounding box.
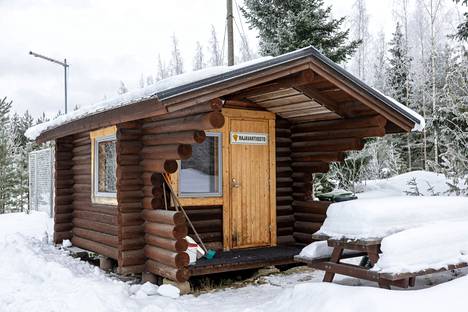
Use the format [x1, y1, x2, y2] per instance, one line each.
[189, 245, 302, 276]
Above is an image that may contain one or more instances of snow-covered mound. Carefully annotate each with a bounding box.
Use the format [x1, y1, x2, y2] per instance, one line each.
[316, 196, 468, 239]
[262, 276, 468, 312]
[0, 211, 53, 240]
[358, 170, 462, 199]
[374, 221, 468, 273]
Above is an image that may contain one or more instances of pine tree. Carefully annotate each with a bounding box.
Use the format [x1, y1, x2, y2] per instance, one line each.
[169, 33, 184, 76]
[372, 31, 388, 92]
[193, 41, 206, 71]
[241, 0, 360, 62]
[117, 81, 128, 94]
[156, 54, 169, 81]
[139, 74, 145, 88]
[0, 97, 15, 213]
[146, 75, 154, 86]
[208, 25, 223, 66]
[437, 46, 468, 192]
[386, 23, 415, 171]
[453, 0, 468, 41]
[238, 32, 254, 63]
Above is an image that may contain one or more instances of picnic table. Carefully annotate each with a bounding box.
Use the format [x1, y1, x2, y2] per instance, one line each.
[295, 234, 468, 289]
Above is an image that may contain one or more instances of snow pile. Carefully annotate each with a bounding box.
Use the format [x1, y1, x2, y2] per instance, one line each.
[359, 170, 461, 199]
[298, 241, 333, 259]
[262, 276, 468, 312]
[0, 211, 53, 240]
[157, 284, 180, 299]
[373, 221, 468, 273]
[316, 196, 468, 239]
[130, 282, 159, 299]
[25, 57, 271, 141]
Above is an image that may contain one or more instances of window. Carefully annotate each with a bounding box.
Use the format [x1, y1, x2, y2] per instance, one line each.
[95, 135, 117, 196]
[90, 126, 117, 205]
[179, 132, 222, 197]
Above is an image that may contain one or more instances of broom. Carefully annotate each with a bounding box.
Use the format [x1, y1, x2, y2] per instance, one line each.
[162, 174, 216, 260]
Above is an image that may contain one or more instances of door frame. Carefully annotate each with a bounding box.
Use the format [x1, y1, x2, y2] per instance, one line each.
[221, 108, 276, 250]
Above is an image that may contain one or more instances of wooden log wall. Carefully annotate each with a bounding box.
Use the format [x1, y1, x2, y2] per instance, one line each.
[275, 118, 295, 246]
[289, 115, 387, 245]
[293, 200, 330, 245]
[70, 131, 119, 260]
[54, 136, 74, 243]
[144, 174, 190, 283]
[116, 122, 145, 274]
[184, 206, 223, 251]
[140, 99, 225, 282]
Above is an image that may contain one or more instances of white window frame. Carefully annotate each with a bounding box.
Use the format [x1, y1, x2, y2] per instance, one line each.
[179, 132, 223, 198]
[93, 134, 117, 199]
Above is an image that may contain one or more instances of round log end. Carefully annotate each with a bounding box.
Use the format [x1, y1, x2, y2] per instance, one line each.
[175, 252, 190, 267]
[173, 211, 186, 225]
[173, 224, 189, 239]
[175, 239, 189, 252]
[209, 112, 225, 129]
[178, 144, 192, 160]
[209, 98, 223, 110]
[164, 160, 179, 174]
[193, 130, 206, 144]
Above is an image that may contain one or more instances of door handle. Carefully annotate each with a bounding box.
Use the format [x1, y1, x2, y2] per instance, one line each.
[231, 178, 241, 188]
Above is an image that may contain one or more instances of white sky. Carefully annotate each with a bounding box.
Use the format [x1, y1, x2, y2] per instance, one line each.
[0, 0, 462, 119]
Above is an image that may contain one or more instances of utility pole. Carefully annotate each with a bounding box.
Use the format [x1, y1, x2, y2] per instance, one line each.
[29, 51, 69, 114]
[227, 0, 234, 66]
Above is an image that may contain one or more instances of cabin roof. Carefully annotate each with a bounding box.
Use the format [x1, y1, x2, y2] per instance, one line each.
[26, 46, 424, 143]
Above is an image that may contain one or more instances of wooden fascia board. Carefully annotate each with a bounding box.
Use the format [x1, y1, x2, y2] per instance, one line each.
[36, 98, 166, 144]
[305, 63, 414, 132]
[161, 58, 313, 112]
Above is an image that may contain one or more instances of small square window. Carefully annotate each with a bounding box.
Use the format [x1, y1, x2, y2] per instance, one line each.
[94, 135, 117, 197]
[179, 132, 222, 197]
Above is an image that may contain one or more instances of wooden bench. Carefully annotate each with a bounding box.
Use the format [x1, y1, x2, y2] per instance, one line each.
[295, 234, 468, 289]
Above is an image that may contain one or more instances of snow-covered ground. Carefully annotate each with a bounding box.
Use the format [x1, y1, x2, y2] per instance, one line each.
[1, 171, 468, 312]
[358, 170, 464, 199]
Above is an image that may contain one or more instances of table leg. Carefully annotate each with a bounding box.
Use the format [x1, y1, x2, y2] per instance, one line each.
[323, 247, 343, 283]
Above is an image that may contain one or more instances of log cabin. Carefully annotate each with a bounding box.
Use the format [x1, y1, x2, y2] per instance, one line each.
[26, 46, 424, 284]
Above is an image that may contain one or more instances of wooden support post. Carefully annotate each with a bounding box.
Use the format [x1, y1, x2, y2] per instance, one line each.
[323, 247, 343, 283]
[141, 271, 159, 284]
[99, 256, 114, 271]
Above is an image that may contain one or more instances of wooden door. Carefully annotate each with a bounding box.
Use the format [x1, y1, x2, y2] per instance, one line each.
[229, 117, 275, 249]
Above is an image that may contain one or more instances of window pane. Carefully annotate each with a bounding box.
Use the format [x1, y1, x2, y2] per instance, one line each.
[180, 134, 221, 195]
[98, 140, 117, 193]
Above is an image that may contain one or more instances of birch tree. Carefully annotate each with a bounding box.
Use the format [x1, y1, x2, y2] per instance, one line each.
[350, 0, 370, 80]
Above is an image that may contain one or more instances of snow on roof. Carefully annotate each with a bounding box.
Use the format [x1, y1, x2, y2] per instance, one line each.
[25, 57, 272, 140]
[371, 87, 425, 131]
[25, 45, 424, 141]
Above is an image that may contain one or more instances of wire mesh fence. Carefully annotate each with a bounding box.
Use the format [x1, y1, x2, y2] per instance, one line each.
[29, 148, 54, 216]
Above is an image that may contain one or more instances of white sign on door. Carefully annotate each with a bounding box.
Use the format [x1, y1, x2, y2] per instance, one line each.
[230, 132, 268, 145]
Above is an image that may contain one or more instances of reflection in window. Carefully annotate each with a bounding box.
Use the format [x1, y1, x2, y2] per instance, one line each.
[96, 137, 117, 195]
[180, 132, 222, 197]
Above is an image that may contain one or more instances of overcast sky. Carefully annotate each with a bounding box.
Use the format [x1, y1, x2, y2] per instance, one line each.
[0, 0, 462, 119]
